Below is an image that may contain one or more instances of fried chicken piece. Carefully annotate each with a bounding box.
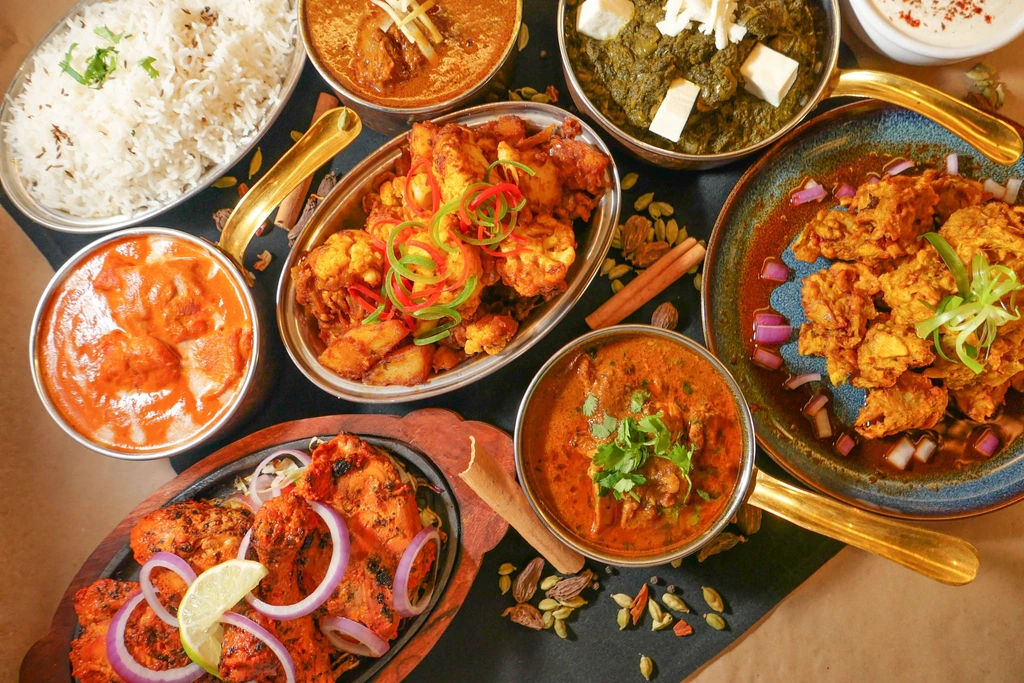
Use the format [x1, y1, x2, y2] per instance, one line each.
[923, 169, 988, 221]
[463, 314, 519, 355]
[496, 213, 576, 298]
[798, 262, 881, 384]
[74, 579, 138, 628]
[855, 372, 948, 439]
[220, 607, 288, 683]
[295, 434, 436, 642]
[939, 202, 1024, 276]
[952, 380, 1011, 422]
[853, 321, 935, 388]
[793, 174, 939, 267]
[878, 247, 956, 326]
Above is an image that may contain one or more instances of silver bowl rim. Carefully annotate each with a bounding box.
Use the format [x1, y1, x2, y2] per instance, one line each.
[0, 0, 307, 234]
[29, 226, 262, 460]
[297, 0, 523, 118]
[513, 325, 757, 567]
[555, 0, 842, 165]
[276, 100, 621, 403]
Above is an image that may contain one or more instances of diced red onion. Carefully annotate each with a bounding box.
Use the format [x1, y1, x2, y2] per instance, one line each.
[791, 184, 827, 205]
[886, 437, 915, 470]
[752, 347, 783, 370]
[984, 178, 1007, 200]
[885, 159, 914, 176]
[813, 409, 832, 439]
[754, 324, 793, 345]
[836, 433, 856, 456]
[946, 153, 959, 176]
[835, 183, 856, 199]
[755, 312, 787, 327]
[139, 553, 197, 627]
[803, 393, 829, 416]
[785, 372, 821, 390]
[105, 592, 204, 683]
[246, 501, 349, 619]
[220, 611, 296, 683]
[393, 527, 440, 618]
[1005, 178, 1021, 205]
[248, 450, 312, 511]
[320, 616, 391, 657]
[975, 429, 1001, 457]
[913, 437, 937, 464]
[804, 178, 820, 189]
[760, 260, 790, 282]
[866, 175, 880, 184]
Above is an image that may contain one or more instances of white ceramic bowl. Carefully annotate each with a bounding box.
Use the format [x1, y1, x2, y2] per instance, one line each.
[842, 0, 1024, 65]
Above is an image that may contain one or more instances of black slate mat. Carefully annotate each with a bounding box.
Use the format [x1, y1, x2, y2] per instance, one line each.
[3, 2, 859, 679]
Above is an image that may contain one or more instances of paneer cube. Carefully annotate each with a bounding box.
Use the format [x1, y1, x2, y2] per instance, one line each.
[740, 42, 800, 108]
[648, 78, 700, 143]
[577, 0, 634, 41]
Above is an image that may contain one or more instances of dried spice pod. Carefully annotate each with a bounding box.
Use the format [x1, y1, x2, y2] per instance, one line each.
[640, 655, 654, 681]
[652, 614, 673, 631]
[611, 593, 634, 608]
[697, 532, 746, 562]
[629, 584, 649, 625]
[651, 302, 679, 330]
[498, 563, 517, 576]
[499, 575, 511, 595]
[513, 557, 545, 603]
[631, 241, 671, 268]
[542, 610, 554, 629]
[702, 586, 725, 613]
[673, 619, 694, 637]
[704, 613, 727, 630]
[599, 258, 616, 276]
[538, 598, 560, 612]
[554, 619, 569, 639]
[608, 264, 633, 280]
[617, 607, 630, 630]
[622, 215, 652, 253]
[647, 599, 665, 622]
[503, 603, 544, 630]
[734, 504, 763, 535]
[552, 606, 573, 620]
[559, 596, 587, 608]
[661, 593, 690, 614]
[545, 570, 593, 601]
[634, 192, 655, 211]
[669, 558, 682, 569]
[611, 279, 625, 294]
[621, 172, 639, 190]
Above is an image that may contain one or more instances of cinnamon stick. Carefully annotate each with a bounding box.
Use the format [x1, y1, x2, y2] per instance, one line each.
[273, 92, 339, 231]
[459, 437, 586, 575]
[586, 238, 706, 329]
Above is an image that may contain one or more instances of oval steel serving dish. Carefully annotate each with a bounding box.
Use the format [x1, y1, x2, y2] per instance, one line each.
[0, 0, 306, 233]
[277, 101, 621, 403]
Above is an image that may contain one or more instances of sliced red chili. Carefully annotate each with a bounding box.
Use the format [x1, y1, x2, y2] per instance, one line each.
[348, 287, 379, 314]
[468, 183, 522, 211]
[406, 239, 447, 275]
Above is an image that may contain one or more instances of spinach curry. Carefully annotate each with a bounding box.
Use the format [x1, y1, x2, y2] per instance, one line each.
[521, 335, 742, 556]
[564, 0, 826, 154]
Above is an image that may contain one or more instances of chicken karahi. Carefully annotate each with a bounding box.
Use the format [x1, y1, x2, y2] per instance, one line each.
[70, 433, 444, 682]
[292, 114, 612, 386]
[753, 161, 1024, 472]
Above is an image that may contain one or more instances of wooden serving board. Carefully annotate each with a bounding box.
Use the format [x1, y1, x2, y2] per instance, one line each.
[20, 409, 513, 682]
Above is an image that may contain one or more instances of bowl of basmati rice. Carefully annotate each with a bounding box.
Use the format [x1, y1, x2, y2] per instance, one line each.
[0, 0, 305, 233]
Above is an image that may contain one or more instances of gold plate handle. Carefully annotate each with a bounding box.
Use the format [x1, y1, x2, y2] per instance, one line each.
[218, 108, 362, 268]
[747, 468, 979, 586]
[830, 69, 1023, 166]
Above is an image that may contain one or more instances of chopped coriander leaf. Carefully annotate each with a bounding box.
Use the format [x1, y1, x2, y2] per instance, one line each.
[683, 381, 693, 395]
[94, 26, 124, 44]
[696, 489, 711, 501]
[59, 44, 86, 84]
[590, 413, 618, 439]
[630, 389, 650, 412]
[82, 47, 119, 88]
[138, 56, 159, 78]
[582, 393, 598, 417]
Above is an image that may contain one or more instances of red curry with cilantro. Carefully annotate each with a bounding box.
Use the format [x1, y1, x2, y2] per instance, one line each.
[521, 335, 743, 556]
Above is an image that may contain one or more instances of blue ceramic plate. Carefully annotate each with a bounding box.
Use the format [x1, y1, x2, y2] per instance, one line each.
[702, 100, 1024, 519]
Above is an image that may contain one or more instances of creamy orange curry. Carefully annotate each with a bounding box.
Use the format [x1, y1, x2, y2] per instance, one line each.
[38, 235, 253, 453]
[305, 0, 518, 108]
[522, 335, 743, 556]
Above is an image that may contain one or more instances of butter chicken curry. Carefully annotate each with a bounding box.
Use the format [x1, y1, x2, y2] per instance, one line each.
[521, 334, 743, 556]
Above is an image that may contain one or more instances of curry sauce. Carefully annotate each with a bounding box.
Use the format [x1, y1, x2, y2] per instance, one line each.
[38, 235, 253, 453]
[522, 335, 743, 556]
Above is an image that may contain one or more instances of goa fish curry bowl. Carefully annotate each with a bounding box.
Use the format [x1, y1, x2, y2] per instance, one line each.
[515, 326, 755, 566]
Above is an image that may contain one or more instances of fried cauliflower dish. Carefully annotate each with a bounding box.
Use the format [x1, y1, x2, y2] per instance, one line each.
[293, 115, 611, 386]
[793, 168, 1024, 439]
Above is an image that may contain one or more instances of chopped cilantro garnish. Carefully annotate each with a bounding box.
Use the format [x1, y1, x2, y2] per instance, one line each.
[59, 39, 119, 88]
[93, 26, 124, 44]
[59, 43, 86, 84]
[683, 381, 693, 395]
[138, 56, 159, 78]
[630, 389, 650, 413]
[589, 413, 618, 439]
[696, 489, 711, 502]
[582, 394, 598, 417]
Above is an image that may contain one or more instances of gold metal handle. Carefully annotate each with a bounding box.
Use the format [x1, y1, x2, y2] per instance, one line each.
[747, 469, 979, 586]
[218, 107, 362, 267]
[830, 69, 1022, 166]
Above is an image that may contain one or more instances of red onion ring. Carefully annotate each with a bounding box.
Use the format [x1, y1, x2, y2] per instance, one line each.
[320, 616, 391, 657]
[220, 611, 296, 683]
[753, 324, 792, 345]
[139, 553, 197, 627]
[887, 437, 915, 470]
[834, 183, 856, 199]
[752, 346, 783, 370]
[246, 501, 349, 619]
[813, 409, 832, 439]
[946, 153, 959, 176]
[913, 437, 937, 464]
[785, 372, 821, 390]
[836, 433, 857, 456]
[975, 429, 1001, 457]
[105, 592, 204, 683]
[393, 527, 440, 618]
[759, 260, 789, 282]
[885, 159, 914, 176]
[249, 450, 312, 511]
[790, 184, 827, 205]
[803, 393, 829, 416]
[1005, 178, 1022, 205]
[237, 529, 253, 560]
[754, 312, 786, 327]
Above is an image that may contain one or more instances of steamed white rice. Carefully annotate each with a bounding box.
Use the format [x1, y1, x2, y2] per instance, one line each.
[3, 0, 297, 218]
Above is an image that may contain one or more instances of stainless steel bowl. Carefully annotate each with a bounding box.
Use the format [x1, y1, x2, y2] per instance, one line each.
[278, 101, 621, 403]
[557, 0, 1021, 169]
[0, 0, 306, 233]
[29, 228, 272, 460]
[514, 325, 756, 567]
[298, 0, 522, 136]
